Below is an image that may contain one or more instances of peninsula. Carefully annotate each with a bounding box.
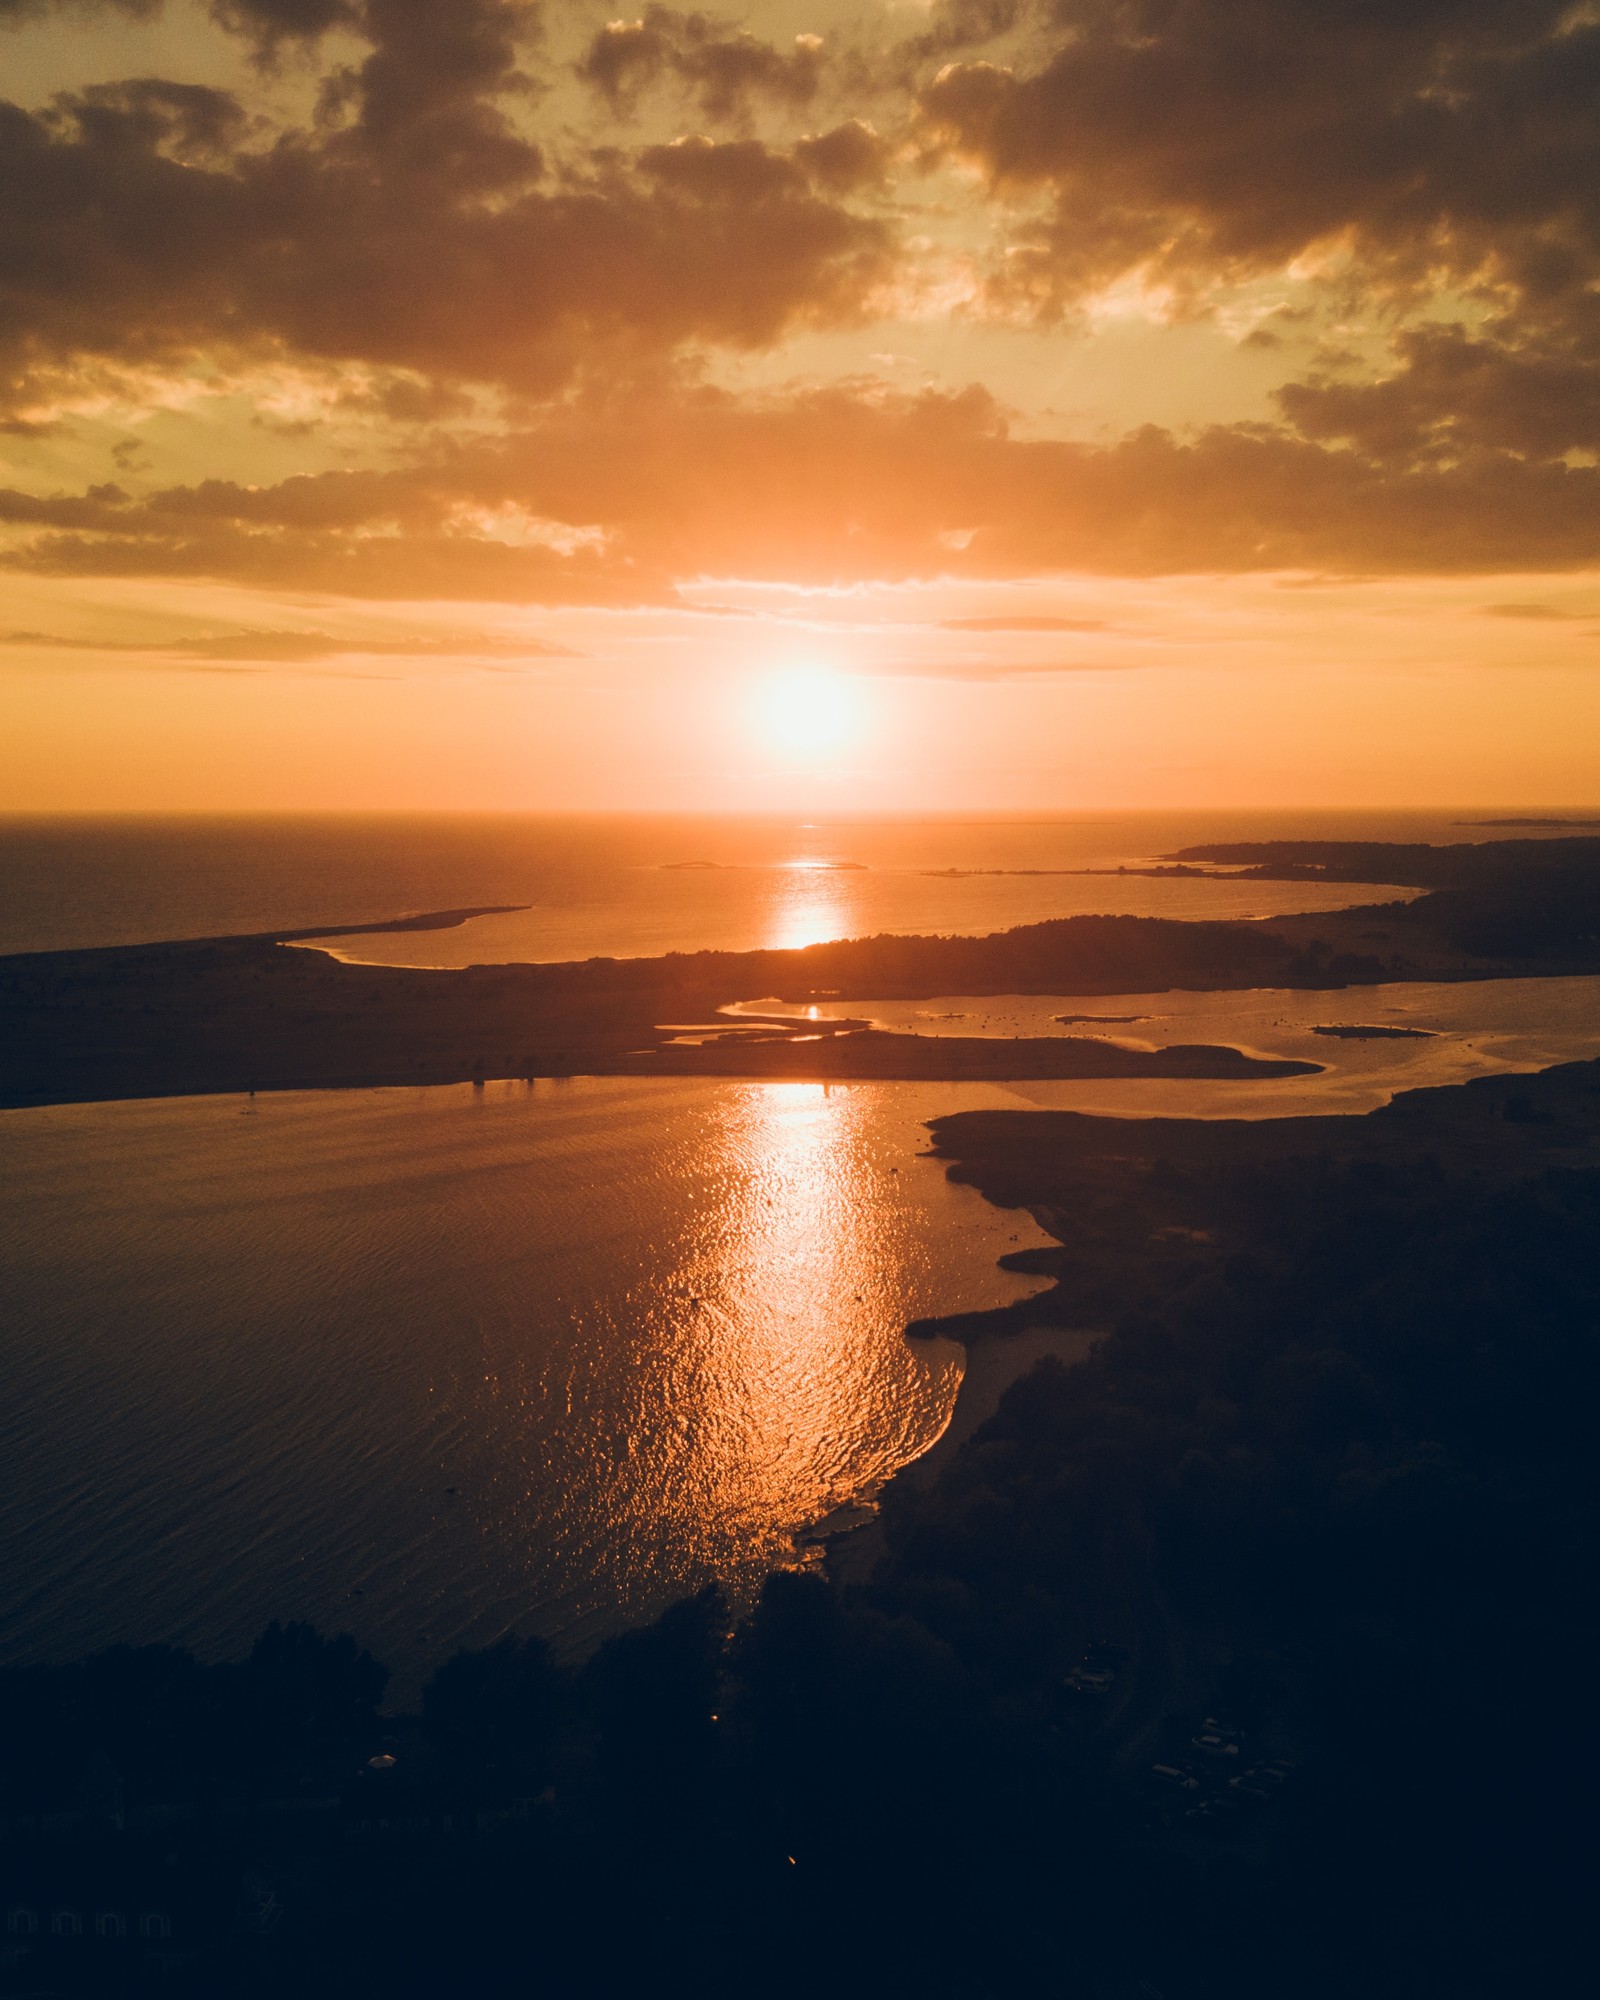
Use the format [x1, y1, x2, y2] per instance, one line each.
[2, 834, 1596, 1108]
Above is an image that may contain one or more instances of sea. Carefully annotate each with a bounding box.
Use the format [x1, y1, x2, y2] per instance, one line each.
[3, 810, 1598, 1691]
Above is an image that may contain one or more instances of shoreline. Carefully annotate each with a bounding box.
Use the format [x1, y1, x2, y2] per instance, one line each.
[9, 833, 1600, 1110]
[821, 1318, 1101, 1587]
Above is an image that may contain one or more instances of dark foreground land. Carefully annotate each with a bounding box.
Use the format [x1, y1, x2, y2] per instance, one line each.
[4, 1054, 1597, 1998]
[2, 835, 1599, 1106]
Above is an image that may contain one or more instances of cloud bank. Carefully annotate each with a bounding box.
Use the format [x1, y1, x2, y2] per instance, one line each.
[2, 0, 1598, 601]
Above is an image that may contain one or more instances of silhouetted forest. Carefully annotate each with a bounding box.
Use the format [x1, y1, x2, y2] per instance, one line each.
[4, 1059, 1596, 1996]
[1173, 835, 1600, 961]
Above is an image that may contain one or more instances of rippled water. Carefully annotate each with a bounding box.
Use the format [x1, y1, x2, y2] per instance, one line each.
[0, 1078, 1049, 1688]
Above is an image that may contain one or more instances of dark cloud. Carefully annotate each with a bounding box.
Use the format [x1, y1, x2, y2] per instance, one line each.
[924, 5, 1588, 275]
[913, 2, 1600, 500]
[0, 0, 891, 416]
[54, 76, 252, 160]
[209, 0, 359, 61]
[638, 131, 804, 200]
[888, 0, 1025, 75]
[8, 0, 1600, 590]
[0, 481, 130, 526]
[793, 120, 891, 195]
[576, 8, 826, 124]
[1279, 321, 1600, 466]
[920, 5, 1600, 342]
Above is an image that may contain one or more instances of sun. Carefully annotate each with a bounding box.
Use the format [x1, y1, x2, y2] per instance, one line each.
[756, 671, 861, 759]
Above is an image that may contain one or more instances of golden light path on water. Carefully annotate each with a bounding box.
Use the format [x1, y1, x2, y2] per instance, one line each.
[763, 862, 852, 952]
[468, 1075, 1047, 1629]
[0, 1075, 1052, 1688]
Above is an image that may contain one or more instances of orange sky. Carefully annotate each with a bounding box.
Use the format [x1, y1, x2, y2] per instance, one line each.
[2, 0, 1598, 811]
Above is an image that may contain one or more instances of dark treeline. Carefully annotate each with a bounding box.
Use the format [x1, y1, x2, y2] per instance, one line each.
[1170, 832, 1600, 891]
[5, 1063, 1598, 1996]
[1172, 834, 1600, 961]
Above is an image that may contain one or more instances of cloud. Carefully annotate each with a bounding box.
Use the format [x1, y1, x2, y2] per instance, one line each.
[13, 4, 1600, 483]
[876, 656, 1134, 680]
[920, 4, 1599, 294]
[1479, 603, 1587, 622]
[1279, 322, 1600, 467]
[1, 626, 577, 661]
[576, 8, 827, 125]
[208, 0, 359, 61]
[0, 0, 894, 418]
[793, 120, 892, 195]
[895, 0, 1023, 66]
[8, 1, 1600, 597]
[940, 615, 1106, 632]
[11, 381, 1600, 599]
[0, 483, 131, 527]
[912, 3, 1600, 500]
[0, 1, 159, 20]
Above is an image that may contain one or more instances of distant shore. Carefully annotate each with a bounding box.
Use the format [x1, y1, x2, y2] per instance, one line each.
[4, 834, 1598, 1110]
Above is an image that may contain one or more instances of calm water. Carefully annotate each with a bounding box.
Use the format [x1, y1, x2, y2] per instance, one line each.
[0, 807, 1480, 961]
[2, 811, 1595, 1686]
[735, 976, 1600, 1119]
[0, 1078, 1049, 1690]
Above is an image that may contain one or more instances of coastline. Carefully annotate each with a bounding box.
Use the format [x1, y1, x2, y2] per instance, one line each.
[821, 1318, 1100, 1587]
[821, 1028, 1600, 1595]
[10, 832, 1600, 1112]
[903, 1321, 1103, 1488]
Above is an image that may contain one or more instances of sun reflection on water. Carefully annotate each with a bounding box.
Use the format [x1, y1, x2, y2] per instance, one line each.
[639, 1082, 949, 1553]
[765, 868, 851, 952]
[0, 1075, 1049, 1680]
[455, 1076, 1006, 1630]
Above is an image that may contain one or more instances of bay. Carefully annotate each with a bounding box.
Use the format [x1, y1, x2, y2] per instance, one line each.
[2, 808, 1593, 1690]
[0, 1077, 1049, 1691]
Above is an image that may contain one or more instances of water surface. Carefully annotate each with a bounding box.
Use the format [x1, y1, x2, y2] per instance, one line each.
[0, 1078, 1049, 1688]
[2, 809, 1591, 1688]
[735, 976, 1600, 1118]
[0, 808, 1464, 961]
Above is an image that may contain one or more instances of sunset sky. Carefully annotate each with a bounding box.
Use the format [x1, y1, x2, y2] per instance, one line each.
[3, 0, 1599, 811]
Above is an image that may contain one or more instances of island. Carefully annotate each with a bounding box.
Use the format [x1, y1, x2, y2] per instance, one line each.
[1311, 1022, 1435, 1040]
